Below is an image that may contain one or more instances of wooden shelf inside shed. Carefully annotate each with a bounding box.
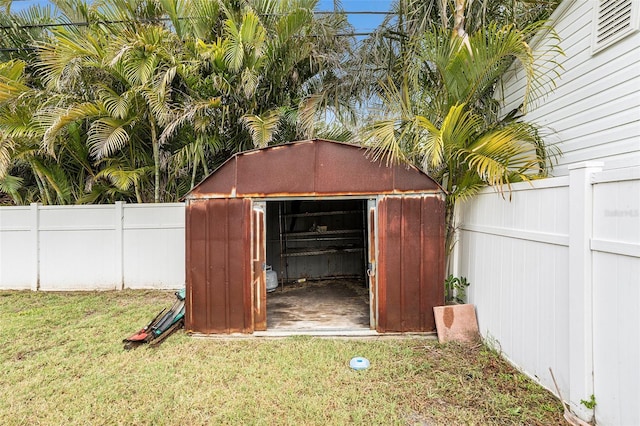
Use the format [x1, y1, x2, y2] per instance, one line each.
[277, 201, 367, 282]
[282, 247, 364, 257]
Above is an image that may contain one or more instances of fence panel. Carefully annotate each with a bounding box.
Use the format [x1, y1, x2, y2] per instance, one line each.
[591, 169, 640, 426]
[0, 206, 35, 289]
[0, 203, 185, 291]
[122, 203, 185, 289]
[39, 205, 117, 290]
[459, 166, 640, 425]
[459, 177, 571, 401]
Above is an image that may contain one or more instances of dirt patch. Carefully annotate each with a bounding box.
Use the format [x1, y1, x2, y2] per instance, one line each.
[267, 279, 370, 329]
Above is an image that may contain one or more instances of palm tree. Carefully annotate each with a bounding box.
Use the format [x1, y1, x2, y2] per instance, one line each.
[0, 0, 354, 204]
[32, 0, 198, 203]
[364, 19, 561, 262]
[0, 55, 89, 205]
[160, 0, 353, 184]
[351, 0, 561, 103]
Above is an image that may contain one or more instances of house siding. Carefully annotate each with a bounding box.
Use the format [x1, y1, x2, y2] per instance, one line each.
[499, 0, 640, 175]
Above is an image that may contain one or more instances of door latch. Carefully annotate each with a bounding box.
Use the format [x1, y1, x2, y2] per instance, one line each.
[367, 262, 375, 277]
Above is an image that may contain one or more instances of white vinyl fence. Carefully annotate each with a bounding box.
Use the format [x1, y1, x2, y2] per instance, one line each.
[456, 162, 640, 426]
[0, 202, 185, 291]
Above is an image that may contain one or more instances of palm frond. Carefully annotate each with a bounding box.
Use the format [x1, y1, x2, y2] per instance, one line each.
[461, 121, 551, 192]
[30, 157, 72, 204]
[96, 165, 148, 191]
[87, 117, 131, 159]
[0, 60, 29, 103]
[181, 0, 222, 40]
[41, 102, 104, 154]
[0, 132, 16, 177]
[36, 28, 105, 90]
[0, 174, 24, 203]
[241, 109, 282, 148]
[223, 18, 244, 71]
[363, 118, 408, 167]
[0, 105, 43, 139]
[98, 86, 132, 120]
[297, 94, 322, 139]
[240, 68, 259, 99]
[158, 97, 221, 145]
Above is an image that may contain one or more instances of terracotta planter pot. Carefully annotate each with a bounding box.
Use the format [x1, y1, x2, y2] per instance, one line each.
[433, 304, 479, 343]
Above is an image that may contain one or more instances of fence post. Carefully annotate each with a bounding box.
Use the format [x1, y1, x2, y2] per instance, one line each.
[30, 203, 40, 291]
[115, 201, 124, 290]
[568, 162, 602, 421]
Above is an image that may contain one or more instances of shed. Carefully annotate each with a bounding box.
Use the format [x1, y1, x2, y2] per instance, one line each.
[184, 139, 446, 334]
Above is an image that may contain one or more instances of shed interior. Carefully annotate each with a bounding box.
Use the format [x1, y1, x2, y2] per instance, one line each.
[264, 199, 371, 329]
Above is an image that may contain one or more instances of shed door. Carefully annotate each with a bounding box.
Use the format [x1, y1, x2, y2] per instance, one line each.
[377, 195, 444, 332]
[252, 201, 267, 331]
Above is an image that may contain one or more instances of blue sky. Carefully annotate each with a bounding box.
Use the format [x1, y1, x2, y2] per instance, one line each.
[8, 0, 395, 35]
[316, 0, 393, 34]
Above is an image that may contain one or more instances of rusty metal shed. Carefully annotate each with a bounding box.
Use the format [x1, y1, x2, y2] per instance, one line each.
[184, 139, 446, 334]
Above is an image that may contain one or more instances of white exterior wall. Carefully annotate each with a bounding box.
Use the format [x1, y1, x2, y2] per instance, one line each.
[458, 166, 640, 425]
[500, 0, 640, 175]
[0, 203, 185, 290]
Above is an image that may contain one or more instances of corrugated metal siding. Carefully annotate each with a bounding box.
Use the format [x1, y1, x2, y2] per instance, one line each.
[185, 139, 447, 335]
[421, 196, 447, 328]
[187, 140, 442, 198]
[185, 198, 253, 334]
[236, 144, 316, 195]
[313, 141, 393, 193]
[377, 195, 445, 332]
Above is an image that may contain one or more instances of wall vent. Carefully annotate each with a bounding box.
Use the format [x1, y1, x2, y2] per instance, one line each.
[592, 0, 639, 54]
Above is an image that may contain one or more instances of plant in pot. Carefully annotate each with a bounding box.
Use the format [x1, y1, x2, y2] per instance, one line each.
[435, 275, 478, 343]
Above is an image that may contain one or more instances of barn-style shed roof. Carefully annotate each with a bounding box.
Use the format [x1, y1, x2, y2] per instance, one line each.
[185, 139, 443, 199]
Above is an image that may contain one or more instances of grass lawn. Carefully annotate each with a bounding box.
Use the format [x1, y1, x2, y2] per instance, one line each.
[0, 290, 564, 425]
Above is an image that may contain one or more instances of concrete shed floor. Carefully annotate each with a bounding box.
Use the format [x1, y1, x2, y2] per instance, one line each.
[266, 279, 370, 330]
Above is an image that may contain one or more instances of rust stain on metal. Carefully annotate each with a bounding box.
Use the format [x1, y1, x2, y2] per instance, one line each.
[376, 196, 445, 333]
[185, 139, 446, 335]
[186, 139, 444, 200]
[186, 198, 253, 334]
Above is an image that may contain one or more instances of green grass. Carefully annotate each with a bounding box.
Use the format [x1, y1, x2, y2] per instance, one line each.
[0, 290, 564, 425]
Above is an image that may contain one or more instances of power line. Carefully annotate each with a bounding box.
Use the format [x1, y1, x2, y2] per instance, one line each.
[0, 29, 383, 52]
[0, 17, 392, 52]
[0, 10, 396, 31]
[0, 9, 396, 54]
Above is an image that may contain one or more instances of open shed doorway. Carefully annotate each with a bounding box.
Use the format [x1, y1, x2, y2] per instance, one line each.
[264, 199, 372, 330]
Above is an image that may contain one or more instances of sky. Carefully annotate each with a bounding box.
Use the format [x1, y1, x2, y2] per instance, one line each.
[316, 0, 394, 35]
[7, 0, 395, 35]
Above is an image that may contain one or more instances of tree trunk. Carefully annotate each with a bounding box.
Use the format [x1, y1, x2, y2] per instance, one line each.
[453, 0, 466, 38]
[134, 180, 143, 204]
[439, 0, 449, 29]
[150, 116, 160, 203]
[444, 196, 457, 275]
